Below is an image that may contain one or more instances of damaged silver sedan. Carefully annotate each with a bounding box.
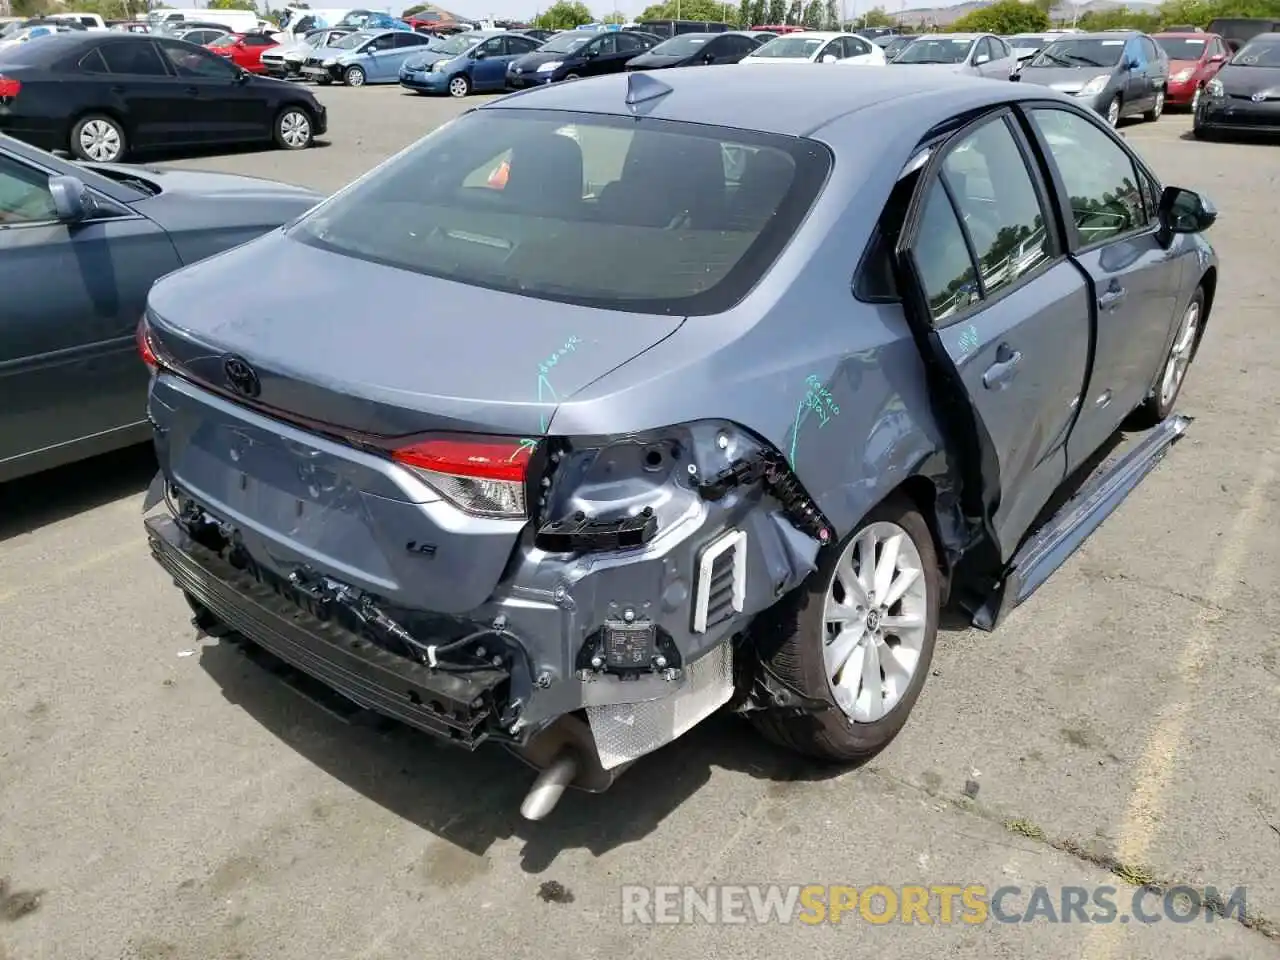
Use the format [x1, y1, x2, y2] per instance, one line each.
[140, 67, 1218, 819]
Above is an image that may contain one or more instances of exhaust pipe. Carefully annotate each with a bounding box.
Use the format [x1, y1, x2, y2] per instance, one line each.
[520, 750, 578, 821]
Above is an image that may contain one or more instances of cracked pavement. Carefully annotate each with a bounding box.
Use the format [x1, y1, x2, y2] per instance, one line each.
[0, 87, 1277, 959]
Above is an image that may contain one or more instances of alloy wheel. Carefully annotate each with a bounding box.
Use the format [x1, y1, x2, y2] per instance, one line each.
[1107, 97, 1121, 126]
[345, 66, 365, 86]
[1152, 89, 1165, 118]
[822, 520, 929, 723]
[278, 110, 311, 148]
[1160, 298, 1200, 408]
[1191, 85, 1201, 111]
[78, 119, 122, 162]
[448, 76, 469, 97]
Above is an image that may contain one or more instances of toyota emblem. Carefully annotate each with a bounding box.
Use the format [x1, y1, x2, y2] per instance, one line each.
[222, 355, 261, 397]
[1252, 92, 1267, 102]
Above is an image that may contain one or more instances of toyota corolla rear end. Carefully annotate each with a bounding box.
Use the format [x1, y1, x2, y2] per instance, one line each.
[141, 92, 833, 818]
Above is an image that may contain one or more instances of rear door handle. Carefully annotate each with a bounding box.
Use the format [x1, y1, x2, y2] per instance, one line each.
[1098, 286, 1128, 310]
[110, 84, 126, 94]
[982, 343, 1022, 390]
[185, 85, 199, 96]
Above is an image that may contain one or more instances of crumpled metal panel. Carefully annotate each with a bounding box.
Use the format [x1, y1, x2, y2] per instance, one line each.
[586, 641, 734, 770]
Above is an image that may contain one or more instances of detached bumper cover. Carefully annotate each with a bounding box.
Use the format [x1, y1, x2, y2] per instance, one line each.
[1196, 96, 1280, 132]
[145, 515, 507, 747]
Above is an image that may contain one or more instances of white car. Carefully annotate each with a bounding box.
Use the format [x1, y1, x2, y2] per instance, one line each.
[739, 31, 887, 65]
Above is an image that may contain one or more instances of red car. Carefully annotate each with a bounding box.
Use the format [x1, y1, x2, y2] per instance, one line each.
[1152, 31, 1231, 110]
[205, 32, 280, 74]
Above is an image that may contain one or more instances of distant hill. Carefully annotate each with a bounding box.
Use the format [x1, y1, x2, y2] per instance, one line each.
[893, 0, 1158, 27]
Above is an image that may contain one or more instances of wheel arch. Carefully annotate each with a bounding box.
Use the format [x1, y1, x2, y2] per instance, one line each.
[1198, 264, 1218, 341]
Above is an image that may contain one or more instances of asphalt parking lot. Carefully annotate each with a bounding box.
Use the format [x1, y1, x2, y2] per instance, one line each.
[2, 83, 1279, 960]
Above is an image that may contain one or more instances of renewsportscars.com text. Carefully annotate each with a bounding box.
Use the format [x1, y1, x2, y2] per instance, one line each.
[620, 884, 1248, 926]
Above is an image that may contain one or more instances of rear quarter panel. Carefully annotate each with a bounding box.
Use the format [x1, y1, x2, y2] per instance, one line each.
[548, 103, 956, 542]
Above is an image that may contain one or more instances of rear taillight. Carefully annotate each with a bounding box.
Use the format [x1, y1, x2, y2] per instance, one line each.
[137, 315, 159, 370]
[392, 435, 536, 519]
[0, 75, 21, 100]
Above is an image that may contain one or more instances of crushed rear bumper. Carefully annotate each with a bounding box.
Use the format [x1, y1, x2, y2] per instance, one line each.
[145, 514, 507, 748]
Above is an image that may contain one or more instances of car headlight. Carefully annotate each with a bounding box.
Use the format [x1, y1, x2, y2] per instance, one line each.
[1078, 74, 1109, 97]
[1206, 77, 1224, 97]
[322, 57, 337, 66]
[1172, 67, 1194, 83]
[432, 59, 450, 72]
[536, 60, 561, 72]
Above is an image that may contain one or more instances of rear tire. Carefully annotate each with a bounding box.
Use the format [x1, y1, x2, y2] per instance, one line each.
[70, 113, 126, 162]
[750, 494, 941, 762]
[344, 65, 366, 87]
[1132, 287, 1203, 427]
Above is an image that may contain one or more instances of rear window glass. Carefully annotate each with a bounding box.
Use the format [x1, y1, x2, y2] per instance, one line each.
[290, 109, 831, 315]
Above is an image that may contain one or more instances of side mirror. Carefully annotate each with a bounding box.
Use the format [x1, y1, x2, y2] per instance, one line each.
[472, 48, 485, 58]
[235, 66, 251, 81]
[48, 175, 97, 222]
[974, 53, 990, 64]
[584, 47, 598, 58]
[819, 53, 837, 62]
[1209, 53, 1225, 62]
[1159, 186, 1217, 236]
[1126, 57, 1141, 70]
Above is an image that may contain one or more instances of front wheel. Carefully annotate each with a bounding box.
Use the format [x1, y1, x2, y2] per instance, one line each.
[447, 73, 471, 98]
[273, 106, 313, 150]
[70, 114, 127, 162]
[344, 65, 366, 87]
[1132, 287, 1203, 427]
[1190, 84, 1203, 112]
[1105, 95, 1122, 127]
[1144, 88, 1165, 121]
[751, 494, 941, 762]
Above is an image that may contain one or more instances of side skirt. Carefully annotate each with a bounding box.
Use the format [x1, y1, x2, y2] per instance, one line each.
[970, 414, 1192, 632]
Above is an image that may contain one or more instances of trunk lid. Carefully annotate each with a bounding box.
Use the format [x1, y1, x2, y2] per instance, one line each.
[145, 230, 685, 615]
[146, 229, 685, 438]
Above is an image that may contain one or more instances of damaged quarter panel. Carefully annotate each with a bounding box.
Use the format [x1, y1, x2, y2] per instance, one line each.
[548, 92, 969, 552]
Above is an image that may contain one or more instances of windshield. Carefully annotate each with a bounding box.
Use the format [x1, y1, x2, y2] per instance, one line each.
[649, 34, 711, 55]
[539, 32, 592, 53]
[431, 33, 477, 55]
[1029, 37, 1126, 68]
[1154, 36, 1207, 60]
[290, 110, 829, 316]
[1231, 39, 1280, 66]
[894, 37, 972, 63]
[750, 36, 824, 57]
[332, 31, 369, 49]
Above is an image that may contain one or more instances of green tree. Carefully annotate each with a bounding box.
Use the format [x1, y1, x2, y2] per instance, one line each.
[534, 0, 593, 27]
[952, 0, 1049, 33]
[208, 0, 258, 9]
[1077, 7, 1160, 29]
[822, 0, 838, 26]
[801, 0, 822, 26]
[765, 0, 785, 21]
[859, 5, 894, 26]
[637, 0, 733, 19]
[736, 0, 752, 23]
[750, 0, 766, 23]
[602, 9, 626, 20]
[785, 0, 801, 22]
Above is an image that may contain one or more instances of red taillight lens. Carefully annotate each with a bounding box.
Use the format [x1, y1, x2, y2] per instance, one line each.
[0, 75, 21, 100]
[392, 435, 535, 519]
[136, 315, 159, 370]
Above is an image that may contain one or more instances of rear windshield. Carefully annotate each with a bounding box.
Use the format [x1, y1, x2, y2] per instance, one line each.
[539, 31, 593, 53]
[1231, 38, 1280, 65]
[650, 34, 712, 54]
[1029, 37, 1126, 68]
[290, 109, 831, 315]
[1154, 36, 1207, 59]
[895, 37, 971, 63]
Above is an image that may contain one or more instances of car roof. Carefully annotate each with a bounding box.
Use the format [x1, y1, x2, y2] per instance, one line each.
[1153, 31, 1213, 37]
[1060, 31, 1142, 39]
[912, 32, 983, 40]
[774, 31, 845, 39]
[489, 64, 1069, 137]
[1247, 31, 1280, 40]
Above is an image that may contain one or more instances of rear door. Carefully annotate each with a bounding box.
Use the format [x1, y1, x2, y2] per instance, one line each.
[841, 35, 876, 63]
[896, 109, 1093, 561]
[0, 151, 180, 475]
[96, 39, 191, 148]
[384, 31, 431, 75]
[1121, 36, 1152, 108]
[1023, 104, 1184, 471]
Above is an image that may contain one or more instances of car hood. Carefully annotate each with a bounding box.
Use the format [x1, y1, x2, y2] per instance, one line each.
[513, 50, 580, 68]
[403, 49, 456, 68]
[90, 165, 323, 263]
[145, 230, 686, 437]
[741, 55, 812, 63]
[626, 52, 687, 68]
[1167, 57, 1200, 73]
[1216, 63, 1280, 95]
[890, 61, 970, 73]
[1017, 65, 1112, 91]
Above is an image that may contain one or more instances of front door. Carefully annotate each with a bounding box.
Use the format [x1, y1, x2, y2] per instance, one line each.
[1121, 36, 1153, 109]
[898, 110, 1093, 561]
[1024, 106, 1185, 470]
[156, 40, 269, 142]
[0, 153, 180, 473]
[582, 34, 622, 76]
[469, 34, 513, 89]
